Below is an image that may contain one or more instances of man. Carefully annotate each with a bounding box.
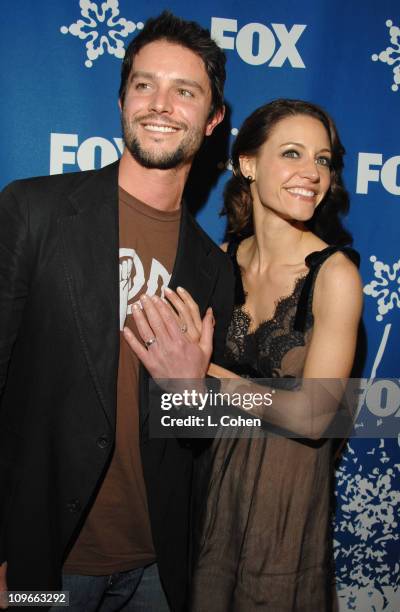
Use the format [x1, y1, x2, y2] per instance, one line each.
[0, 12, 234, 611]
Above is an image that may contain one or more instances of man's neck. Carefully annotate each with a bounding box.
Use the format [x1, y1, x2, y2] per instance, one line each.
[118, 149, 191, 212]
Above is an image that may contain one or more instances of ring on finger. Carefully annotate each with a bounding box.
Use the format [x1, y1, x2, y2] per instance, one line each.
[144, 337, 157, 348]
[180, 323, 188, 334]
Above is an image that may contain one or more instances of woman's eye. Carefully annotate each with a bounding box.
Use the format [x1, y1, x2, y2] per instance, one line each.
[317, 156, 331, 167]
[283, 150, 299, 159]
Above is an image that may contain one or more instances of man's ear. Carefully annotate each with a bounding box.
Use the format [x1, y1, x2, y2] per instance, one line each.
[205, 105, 225, 136]
[239, 155, 256, 180]
[118, 98, 122, 112]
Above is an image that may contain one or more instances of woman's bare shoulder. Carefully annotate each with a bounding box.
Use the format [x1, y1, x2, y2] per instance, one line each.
[313, 251, 363, 319]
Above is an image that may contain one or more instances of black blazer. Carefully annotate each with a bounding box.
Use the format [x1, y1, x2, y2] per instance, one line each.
[0, 162, 234, 610]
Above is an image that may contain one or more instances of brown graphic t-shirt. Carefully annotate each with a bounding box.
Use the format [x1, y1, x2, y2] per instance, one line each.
[64, 188, 181, 574]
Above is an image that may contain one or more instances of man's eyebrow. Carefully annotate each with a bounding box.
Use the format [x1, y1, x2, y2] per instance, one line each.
[129, 70, 154, 82]
[173, 78, 205, 93]
[130, 71, 205, 93]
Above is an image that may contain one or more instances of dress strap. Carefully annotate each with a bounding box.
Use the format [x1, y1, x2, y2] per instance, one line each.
[226, 239, 246, 305]
[293, 246, 360, 333]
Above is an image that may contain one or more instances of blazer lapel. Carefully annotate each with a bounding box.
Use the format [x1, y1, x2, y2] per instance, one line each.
[59, 163, 120, 428]
[169, 206, 218, 314]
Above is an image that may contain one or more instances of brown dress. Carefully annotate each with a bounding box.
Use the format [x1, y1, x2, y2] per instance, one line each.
[190, 243, 359, 612]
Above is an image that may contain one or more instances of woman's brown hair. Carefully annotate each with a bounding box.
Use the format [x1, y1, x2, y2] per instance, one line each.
[222, 99, 352, 245]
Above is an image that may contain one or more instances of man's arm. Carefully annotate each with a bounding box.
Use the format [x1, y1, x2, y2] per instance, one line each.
[0, 182, 31, 597]
[0, 182, 30, 398]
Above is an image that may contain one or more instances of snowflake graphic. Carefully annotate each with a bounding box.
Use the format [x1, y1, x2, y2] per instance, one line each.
[334, 440, 400, 611]
[371, 19, 400, 92]
[60, 0, 143, 68]
[363, 255, 400, 322]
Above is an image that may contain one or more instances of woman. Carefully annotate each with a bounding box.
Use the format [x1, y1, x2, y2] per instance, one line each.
[125, 99, 363, 611]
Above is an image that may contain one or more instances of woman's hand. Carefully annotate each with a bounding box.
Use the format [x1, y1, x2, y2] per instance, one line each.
[164, 286, 203, 344]
[123, 292, 214, 381]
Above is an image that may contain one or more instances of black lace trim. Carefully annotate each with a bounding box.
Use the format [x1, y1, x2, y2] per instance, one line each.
[224, 273, 311, 378]
[224, 241, 360, 378]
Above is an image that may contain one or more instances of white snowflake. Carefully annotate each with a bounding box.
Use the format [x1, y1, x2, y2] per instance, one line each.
[334, 441, 400, 610]
[371, 19, 400, 92]
[339, 472, 399, 542]
[337, 584, 399, 612]
[60, 0, 143, 68]
[363, 255, 400, 322]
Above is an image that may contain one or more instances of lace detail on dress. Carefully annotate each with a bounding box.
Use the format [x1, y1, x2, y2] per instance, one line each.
[224, 273, 313, 378]
[223, 242, 360, 380]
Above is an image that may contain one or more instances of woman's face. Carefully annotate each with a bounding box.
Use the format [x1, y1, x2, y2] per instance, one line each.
[240, 114, 332, 222]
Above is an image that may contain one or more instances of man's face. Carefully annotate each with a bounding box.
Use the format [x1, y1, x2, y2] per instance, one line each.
[120, 40, 223, 170]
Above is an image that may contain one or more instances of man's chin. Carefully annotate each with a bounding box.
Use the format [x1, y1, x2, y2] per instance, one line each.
[126, 142, 186, 170]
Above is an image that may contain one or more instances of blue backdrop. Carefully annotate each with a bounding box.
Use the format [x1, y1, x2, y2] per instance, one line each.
[1, 1, 399, 610]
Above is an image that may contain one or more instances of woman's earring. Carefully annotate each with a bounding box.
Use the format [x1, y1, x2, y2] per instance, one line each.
[246, 175, 254, 183]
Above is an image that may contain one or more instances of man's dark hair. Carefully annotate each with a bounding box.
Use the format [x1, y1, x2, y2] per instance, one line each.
[119, 11, 226, 118]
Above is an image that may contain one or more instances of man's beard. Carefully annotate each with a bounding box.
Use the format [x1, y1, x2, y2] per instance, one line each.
[121, 113, 205, 170]
[126, 134, 187, 170]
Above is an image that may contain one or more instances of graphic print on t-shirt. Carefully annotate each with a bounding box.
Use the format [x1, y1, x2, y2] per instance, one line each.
[119, 247, 172, 330]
